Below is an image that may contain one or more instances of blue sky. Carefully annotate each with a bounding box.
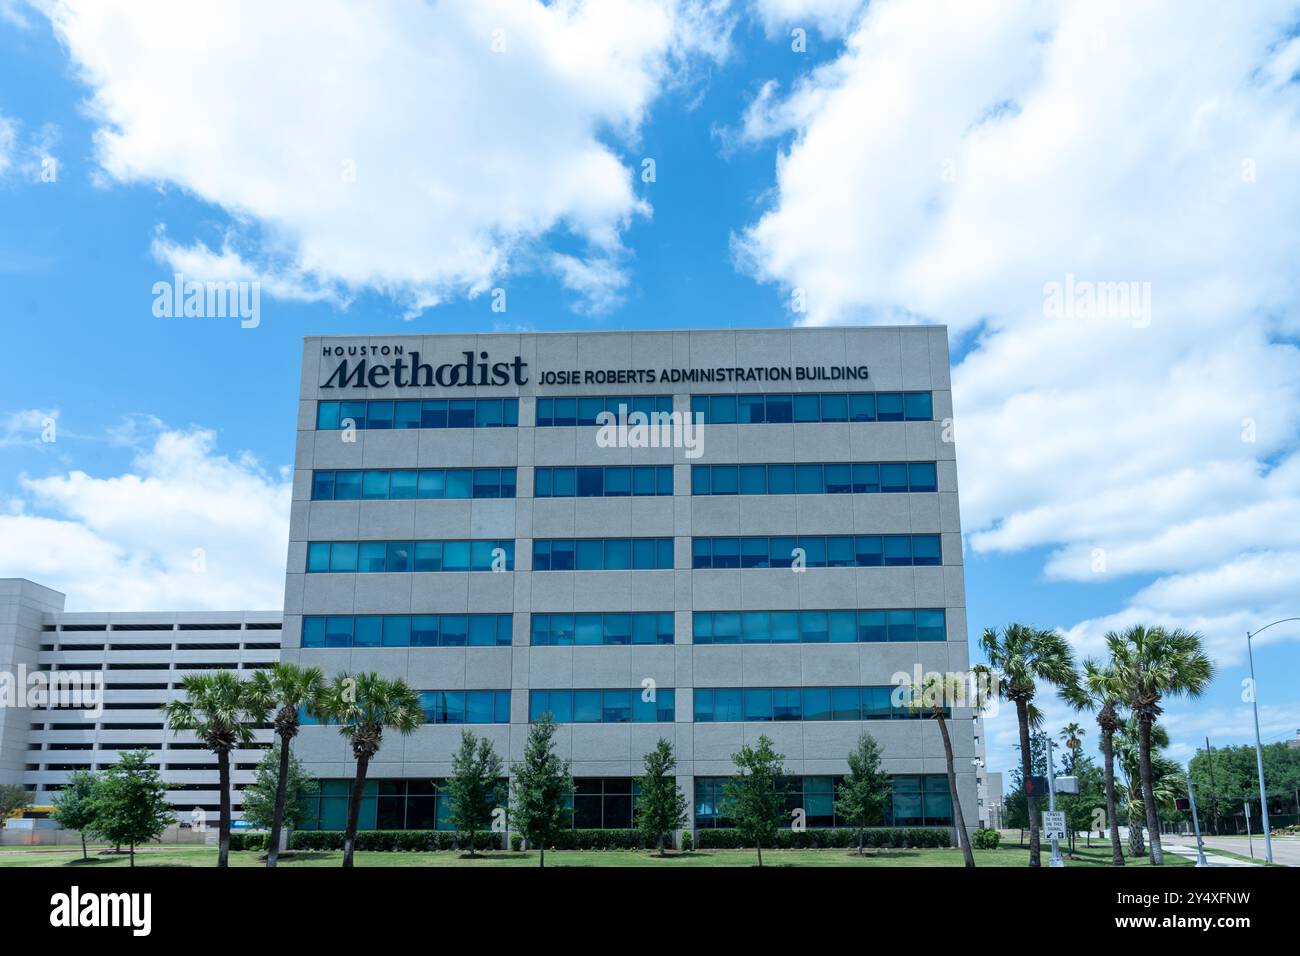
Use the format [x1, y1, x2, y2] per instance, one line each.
[3, 0, 1300, 783]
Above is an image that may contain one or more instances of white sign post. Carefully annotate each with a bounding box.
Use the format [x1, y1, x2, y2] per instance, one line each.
[1042, 811, 1067, 842]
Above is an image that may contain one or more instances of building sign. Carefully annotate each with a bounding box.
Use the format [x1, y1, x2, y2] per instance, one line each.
[320, 344, 868, 389]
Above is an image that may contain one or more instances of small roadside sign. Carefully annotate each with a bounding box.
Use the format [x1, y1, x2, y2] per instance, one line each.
[1041, 810, 1066, 840]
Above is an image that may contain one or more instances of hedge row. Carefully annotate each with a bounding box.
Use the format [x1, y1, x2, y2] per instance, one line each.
[289, 830, 503, 852]
[281, 827, 949, 852]
[696, 827, 951, 850]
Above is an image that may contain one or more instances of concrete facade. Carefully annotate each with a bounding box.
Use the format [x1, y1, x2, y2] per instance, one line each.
[285, 326, 977, 834]
[0, 580, 280, 820]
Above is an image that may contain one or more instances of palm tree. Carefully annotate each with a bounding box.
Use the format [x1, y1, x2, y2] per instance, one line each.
[1115, 717, 1179, 858]
[162, 671, 267, 867]
[1108, 626, 1213, 865]
[1066, 659, 1127, 865]
[318, 672, 423, 867]
[980, 623, 1078, 867]
[906, 673, 985, 867]
[248, 663, 326, 868]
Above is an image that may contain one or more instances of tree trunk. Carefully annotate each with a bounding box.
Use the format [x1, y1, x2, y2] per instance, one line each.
[81, 832, 87, 861]
[936, 712, 974, 867]
[657, 833, 665, 857]
[1016, 699, 1040, 866]
[1127, 806, 1145, 857]
[129, 843, 134, 867]
[1101, 727, 1124, 866]
[1137, 714, 1164, 865]
[756, 843, 763, 867]
[217, 748, 231, 868]
[267, 733, 292, 868]
[539, 844, 545, 868]
[858, 829, 864, 855]
[342, 754, 369, 868]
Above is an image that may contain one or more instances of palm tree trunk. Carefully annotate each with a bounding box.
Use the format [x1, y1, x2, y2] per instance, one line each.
[1137, 714, 1164, 865]
[267, 735, 292, 868]
[1016, 699, 1040, 866]
[1101, 727, 1124, 866]
[217, 749, 231, 868]
[936, 711, 974, 867]
[342, 754, 369, 868]
[1128, 806, 1145, 856]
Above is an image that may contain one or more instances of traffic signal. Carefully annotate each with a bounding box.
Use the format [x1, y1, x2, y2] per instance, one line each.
[1175, 797, 1191, 811]
[1025, 776, 1049, 797]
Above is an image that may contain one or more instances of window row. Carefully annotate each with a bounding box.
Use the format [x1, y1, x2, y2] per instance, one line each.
[301, 614, 513, 648]
[535, 395, 674, 427]
[694, 774, 952, 828]
[316, 398, 518, 431]
[311, 468, 517, 501]
[302, 690, 511, 726]
[300, 774, 952, 832]
[534, 466, 673, 498]
[690, 391, 932, 424]
[530, 612, 674, 646]
[532, 538, 675, 571]
[528, 689, 676, 723]
[691, 461, 937, 496]
[306, 540, 515, 573]
[692, 534, 941, 569]
[693, 686, 945, 723]
[693, 609, 946, 644]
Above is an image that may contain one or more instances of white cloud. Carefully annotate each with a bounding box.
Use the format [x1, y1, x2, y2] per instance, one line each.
[0, 408, 57, 447]
[0, 425, 290, 611]
[0, 114, 15, 177]
[149, 230, 340, 305]
[736, 0, 1300, 774]
[549, 252, 631, 314]
[45, 0, 731, 314]
[749, 0, 866, 38]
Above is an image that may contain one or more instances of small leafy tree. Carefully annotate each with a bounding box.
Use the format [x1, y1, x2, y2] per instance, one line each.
[635, 738, 688, 855]
[834, 732, 892, 854]
[509, 714, 573, 867]
[723, 735, 786, 867]
[0, 783, 33, 824]
[447, 730, 504, 857]
[240, 745, 318, 833]
[90, 750, 174, 866]
[51, 770, 100, 860]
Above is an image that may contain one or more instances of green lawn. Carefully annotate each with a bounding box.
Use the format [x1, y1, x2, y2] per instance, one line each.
[0, 842, 1189, 868]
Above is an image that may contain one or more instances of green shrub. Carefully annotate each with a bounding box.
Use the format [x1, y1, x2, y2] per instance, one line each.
[287, 830, 503, 852]
[680, 830, 693, 852]
[228, 831, 268, 852]
[510, 832, 523, 852]
[972, 828, 1000, 850]
[695, 827, 951, 850]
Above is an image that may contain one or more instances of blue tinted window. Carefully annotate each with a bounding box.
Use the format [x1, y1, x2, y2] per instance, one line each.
[316, 398, 516, 430]
[904, 392, 933, 421]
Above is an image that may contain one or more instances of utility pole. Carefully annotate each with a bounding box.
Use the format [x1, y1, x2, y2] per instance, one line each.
[1185, 771, 1207, 866]
[1205, 736, 1220, 836]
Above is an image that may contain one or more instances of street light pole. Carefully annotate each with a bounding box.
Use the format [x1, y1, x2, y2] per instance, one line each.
[1046, 734, 1063, 867]
[1244, 617, 1298, 867]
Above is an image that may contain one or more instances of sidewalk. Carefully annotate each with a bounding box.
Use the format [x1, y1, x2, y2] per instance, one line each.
[1163, 843, 1258, 867]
